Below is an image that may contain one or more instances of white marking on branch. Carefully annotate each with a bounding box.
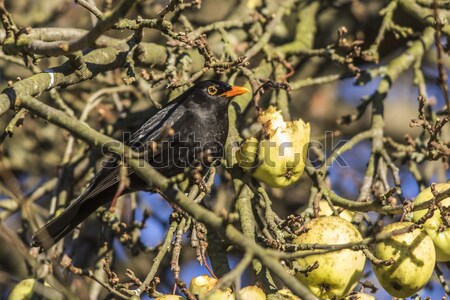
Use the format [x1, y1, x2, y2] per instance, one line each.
[45, 69, 55, 90]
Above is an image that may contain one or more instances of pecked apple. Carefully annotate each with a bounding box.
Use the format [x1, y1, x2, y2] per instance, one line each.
[236, 106, 310, 188]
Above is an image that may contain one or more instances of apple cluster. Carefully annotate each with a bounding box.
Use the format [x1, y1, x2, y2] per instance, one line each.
[290, 183, 450, 299]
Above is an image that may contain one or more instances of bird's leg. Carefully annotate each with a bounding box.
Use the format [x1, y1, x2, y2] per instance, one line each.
[110, 164, 130, 212]
[191, 151, 218, 193]
[187, 160, 209, 193]
[109, 189, 122, 212]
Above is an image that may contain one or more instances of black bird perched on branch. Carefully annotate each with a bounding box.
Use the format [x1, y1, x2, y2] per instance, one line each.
[32, 80, 250, 250]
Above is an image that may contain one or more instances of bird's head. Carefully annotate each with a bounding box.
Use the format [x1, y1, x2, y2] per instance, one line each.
[192, 80, 250, 101]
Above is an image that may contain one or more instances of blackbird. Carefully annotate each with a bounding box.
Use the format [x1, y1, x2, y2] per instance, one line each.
[32, 80, 249, 250]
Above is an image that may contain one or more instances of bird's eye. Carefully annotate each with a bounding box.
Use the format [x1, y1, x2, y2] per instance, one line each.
[207, 86, 218, 95]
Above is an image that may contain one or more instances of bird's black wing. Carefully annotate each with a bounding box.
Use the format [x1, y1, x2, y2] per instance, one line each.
[128, 97, 186, 147]
[75, 95, 188, 201]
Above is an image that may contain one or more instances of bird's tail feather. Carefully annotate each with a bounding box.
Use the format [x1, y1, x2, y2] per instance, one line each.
[32, 190, 114, 251]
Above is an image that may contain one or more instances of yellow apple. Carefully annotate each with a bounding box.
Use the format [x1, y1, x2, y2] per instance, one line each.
[7, 279, 36, 300]
[202, 289, 235, 300]
[188, 275, 217, 298]
[293, 216, 366, 299]
[343, 293, 375, 300]
[276, 288, 302, 300]
[239, 286, 266, 300]
[412, 183, 450, 261]
[371, 222, 435, 298]
[155, 296, 186, 300]
[318, 199, 354, 222]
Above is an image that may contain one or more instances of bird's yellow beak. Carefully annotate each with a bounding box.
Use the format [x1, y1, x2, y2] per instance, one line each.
[220, 86, 250, 98]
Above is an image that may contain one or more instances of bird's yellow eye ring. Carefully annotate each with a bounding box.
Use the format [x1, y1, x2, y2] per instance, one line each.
[207, 86, 218, 95]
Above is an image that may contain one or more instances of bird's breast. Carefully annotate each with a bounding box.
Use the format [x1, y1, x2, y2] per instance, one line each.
[147, 108, 228, 177]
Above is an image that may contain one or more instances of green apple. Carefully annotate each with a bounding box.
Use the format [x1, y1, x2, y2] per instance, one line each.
[412, 183, 450, 261]
[371, 222, 435, 298]
[236, 106, 310, 188]
[293, 216, 366, 299]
